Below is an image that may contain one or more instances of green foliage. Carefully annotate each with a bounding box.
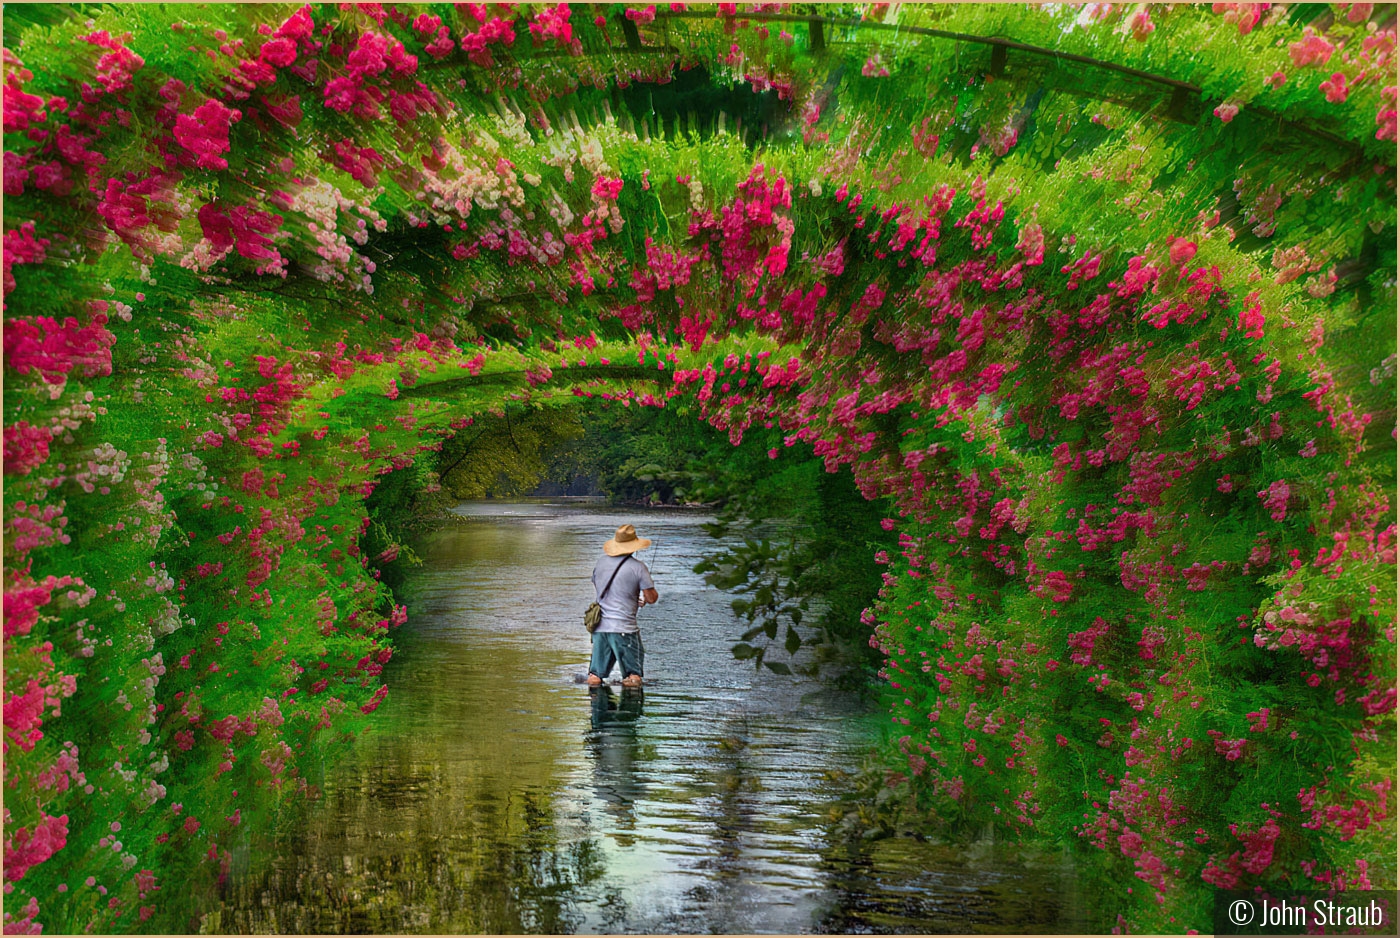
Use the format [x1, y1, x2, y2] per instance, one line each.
[4, 3, 1396, 934]
[542, 403, 718, 503]
[436, 405, 586, 499]
[694, 454, 896, 678]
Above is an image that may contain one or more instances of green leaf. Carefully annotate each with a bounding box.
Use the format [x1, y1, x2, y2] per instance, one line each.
[730, 642, 757, 660]
[741, 622, 769, 642]
[1286, 3, 1331, 26]
[785, 625, 802, 655]
[764, 661, 792, 675]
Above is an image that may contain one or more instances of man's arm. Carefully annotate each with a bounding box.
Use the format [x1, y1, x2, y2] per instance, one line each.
[639, 587, 658, 606]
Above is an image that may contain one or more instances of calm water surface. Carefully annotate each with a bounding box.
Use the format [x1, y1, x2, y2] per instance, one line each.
[210, 500, 1085, 934]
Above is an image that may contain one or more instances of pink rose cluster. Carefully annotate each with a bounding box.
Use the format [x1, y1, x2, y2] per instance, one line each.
[173, 98, 241, 170]
[457, 7, 517, 69]
[530, 3, 580, 53]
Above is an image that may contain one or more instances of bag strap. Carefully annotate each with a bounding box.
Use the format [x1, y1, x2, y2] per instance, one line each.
[598, 554, 631, 601]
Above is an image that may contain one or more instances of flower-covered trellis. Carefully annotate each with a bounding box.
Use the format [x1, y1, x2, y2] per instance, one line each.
[3, 3, 1395, 933]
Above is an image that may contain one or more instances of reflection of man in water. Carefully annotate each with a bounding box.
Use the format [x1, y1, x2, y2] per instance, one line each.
[587, 686, 646, 838]
[589, 684, 644, 727]
[587, 524, 658, 688]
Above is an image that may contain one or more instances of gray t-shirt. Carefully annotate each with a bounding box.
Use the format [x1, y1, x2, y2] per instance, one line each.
[591, 554, 655, 633]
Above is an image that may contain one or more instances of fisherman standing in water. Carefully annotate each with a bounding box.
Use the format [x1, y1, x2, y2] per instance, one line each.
[587, 524, 658, 688]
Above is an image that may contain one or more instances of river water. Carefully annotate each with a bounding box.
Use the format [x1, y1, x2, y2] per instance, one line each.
[209, 500, 1086, 934]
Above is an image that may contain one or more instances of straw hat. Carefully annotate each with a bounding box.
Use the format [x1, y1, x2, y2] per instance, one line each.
[603, 523, 652, 556]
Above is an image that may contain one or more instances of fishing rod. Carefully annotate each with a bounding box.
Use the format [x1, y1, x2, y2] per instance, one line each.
[648, 535, 664, 585]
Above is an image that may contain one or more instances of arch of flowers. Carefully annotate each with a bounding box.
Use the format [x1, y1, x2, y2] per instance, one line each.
[3, 3, 1396, 932]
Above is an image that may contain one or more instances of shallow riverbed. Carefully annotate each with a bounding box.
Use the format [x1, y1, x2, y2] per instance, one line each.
[207, 500, 1085, 934]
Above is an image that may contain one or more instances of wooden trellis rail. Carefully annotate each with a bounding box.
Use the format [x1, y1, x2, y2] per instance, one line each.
[653, 8, 1377, 158]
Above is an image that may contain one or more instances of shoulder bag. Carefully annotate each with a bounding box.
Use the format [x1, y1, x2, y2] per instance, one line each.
[584, 554, 631, 634]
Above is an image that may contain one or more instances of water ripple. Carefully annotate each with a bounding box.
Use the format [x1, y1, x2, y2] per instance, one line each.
[212, 500, 1085, 934]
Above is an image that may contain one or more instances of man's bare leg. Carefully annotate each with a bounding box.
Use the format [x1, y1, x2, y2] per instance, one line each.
[622, 673, 642, 687]
[587, 673, 603, 686]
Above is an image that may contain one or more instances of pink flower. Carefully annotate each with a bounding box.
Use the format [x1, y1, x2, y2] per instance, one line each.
[2, 151, 28, 196]
[1346, 3, 1374, 23]
[1257, 480, 1290, 521]
[3, 812, 69, 882]
[1182, 561, 1225, 591]
[1376, 86, 1397, 141]
[1207, 730, 1247, 761]
[347, 31, 390, 77]
[1040, 570, 1074, 603]
[1061, 251, 1102, 290]
[1320, 72, 1349, 103]
[1214, 2, 1265, 35]
[1, 66, 47, 136]
[2, 896, 41, 934]
[1237, 818, 1280, 873]
[530, 3, 577, 51]
[2, 313, 115, 385]
[173, 99, 242, 170]
[1213, 101, 1240, 124]
[1067, 617, 1111, 665]
[94, 46, 145, 93]
[1289, 28, 1335, 68]
[329, 139, 385, 188]
[861, 54, 890, 78]
[259, 36, 297, 68]
[322, 75, 360, 113]
[1238, 292, 1265, 339]
[2, 221, 50, 295]
[1359, 687, 1396, 715]
[591, 176, 623, 200]
[1016, 222, 1044, 266]
[1168, 237, 1197, 267]
[3, 422, 51, 476]
[1200, 858, 1239, 889]
[424, 25, 456, 59]
[458, 15, 517, 66]
[1128, 9, 1154, 41]
[196, 202, 284, 260]
[81, 31, 145, 93]
[360, 685, 389, 714]
[262, 92, 303, 128]
[274, 5, 314, 41]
